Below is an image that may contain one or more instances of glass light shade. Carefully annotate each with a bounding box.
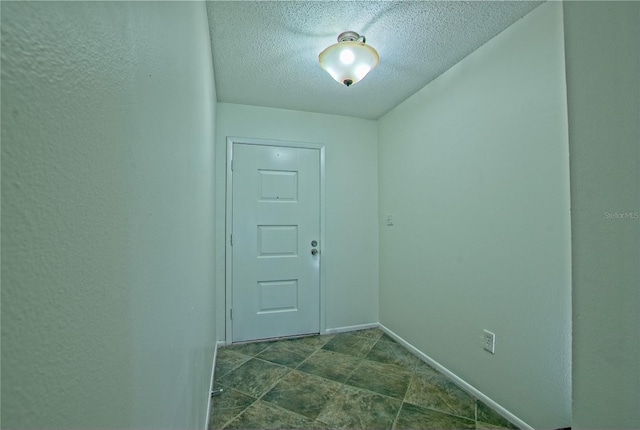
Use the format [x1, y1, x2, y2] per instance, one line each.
[319, 41, 379, 86]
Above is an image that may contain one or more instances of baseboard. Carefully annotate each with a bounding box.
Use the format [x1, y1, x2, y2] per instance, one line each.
[378, 324, 533, 430]
[323, 322, 379, 335]
[204, 340, 226, 430]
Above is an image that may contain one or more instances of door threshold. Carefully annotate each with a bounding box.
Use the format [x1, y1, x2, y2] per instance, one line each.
[230, 332, 321, 345]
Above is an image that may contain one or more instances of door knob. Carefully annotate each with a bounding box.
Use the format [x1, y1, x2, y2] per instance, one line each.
[311, 249, 318, 256]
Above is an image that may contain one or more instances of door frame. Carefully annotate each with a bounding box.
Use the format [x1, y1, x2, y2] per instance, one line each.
[225, 136, 326, 344]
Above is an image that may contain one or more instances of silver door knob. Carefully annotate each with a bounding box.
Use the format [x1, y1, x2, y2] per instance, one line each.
[311, 249, 318, 255]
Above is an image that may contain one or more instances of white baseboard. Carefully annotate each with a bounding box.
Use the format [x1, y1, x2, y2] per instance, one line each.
[323, 322, 379, 335]
[378, 324, 533, 430]
[204, 341, 226, 430]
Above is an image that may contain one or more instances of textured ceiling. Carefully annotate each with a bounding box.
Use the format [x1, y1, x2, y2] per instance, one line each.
[206, 1, 543, 120]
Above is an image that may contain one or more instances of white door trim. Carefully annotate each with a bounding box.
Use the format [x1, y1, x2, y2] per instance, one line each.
[225, 136, 326, 344]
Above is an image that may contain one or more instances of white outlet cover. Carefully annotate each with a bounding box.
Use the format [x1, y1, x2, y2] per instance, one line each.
[483, 330, 496, 354]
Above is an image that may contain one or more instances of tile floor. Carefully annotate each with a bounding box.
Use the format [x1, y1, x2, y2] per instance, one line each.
[209, 328, 518, 429]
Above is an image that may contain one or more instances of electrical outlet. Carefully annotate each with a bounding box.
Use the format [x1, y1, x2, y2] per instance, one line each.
[483, 330, 496, 354]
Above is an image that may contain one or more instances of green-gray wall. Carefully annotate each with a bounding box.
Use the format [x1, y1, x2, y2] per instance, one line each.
[564, 2, 640, 428]
[1, 2, 217, 428]
[378, 3, 571, 427]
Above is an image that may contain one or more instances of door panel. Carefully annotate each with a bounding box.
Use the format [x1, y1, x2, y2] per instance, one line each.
[232, 143, 320, 342]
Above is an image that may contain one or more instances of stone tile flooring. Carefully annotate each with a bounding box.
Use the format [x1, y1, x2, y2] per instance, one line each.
[209, 328, 518, 429]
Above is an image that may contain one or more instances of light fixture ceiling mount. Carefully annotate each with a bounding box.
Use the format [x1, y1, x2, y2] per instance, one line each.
[336, 31, 361, 43]
[319, 31, 379, 87]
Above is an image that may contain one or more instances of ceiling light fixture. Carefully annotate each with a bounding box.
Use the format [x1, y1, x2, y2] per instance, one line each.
[319, 31, 379, 87]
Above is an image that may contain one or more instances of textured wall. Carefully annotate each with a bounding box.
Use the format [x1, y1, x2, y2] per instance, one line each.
[1, 2, 216, 428]
[564, 2, 640, 428]
[377, 3, 571, 427]
[215, 103, 379, 339]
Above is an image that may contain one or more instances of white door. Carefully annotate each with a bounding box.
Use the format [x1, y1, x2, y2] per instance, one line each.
[231, 143, 320, 342]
